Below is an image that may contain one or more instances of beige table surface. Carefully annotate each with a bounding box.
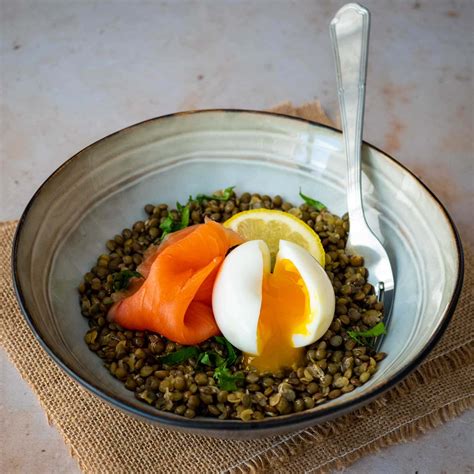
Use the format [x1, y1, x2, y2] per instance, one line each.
[1, 1, 473, 473]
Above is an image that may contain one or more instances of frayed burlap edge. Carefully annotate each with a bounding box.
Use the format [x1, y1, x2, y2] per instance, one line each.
[233, 398, 473, 474]
[227, 343, 474, 473]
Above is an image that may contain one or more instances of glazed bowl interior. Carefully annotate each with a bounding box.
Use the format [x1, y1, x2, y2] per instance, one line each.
[13, 111, 462, 438]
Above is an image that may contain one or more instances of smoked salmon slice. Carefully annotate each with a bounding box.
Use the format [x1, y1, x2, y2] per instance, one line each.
[137, 225, 197, 278]
[108, 220, 243, 345]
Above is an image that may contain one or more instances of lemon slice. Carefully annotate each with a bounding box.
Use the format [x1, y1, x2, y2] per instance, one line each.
[224, 209, 325, 267]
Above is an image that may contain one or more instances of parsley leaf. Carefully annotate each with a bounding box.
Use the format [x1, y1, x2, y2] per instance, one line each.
[159, 216, 176, 239]
[159, 202, 191, 240]
[176, 200, 185, 213]
[214, 336, 238, 366]
[154, 335, 243, 390]
[197, 351, 226, 367]
[213, 366, 245, 391]
[156, 336, 240, 378]
[194, 336, 241, 389]
[196, 336, 239, 369]
[347, 322, 387, 345]
[113, 270, 143, 291]
[218, 186, 235, 201]
[180, 205, 190, 228]
[158, 347, 200, 365]
[193, 186, 235, 204]
[299, 188, 326, 211]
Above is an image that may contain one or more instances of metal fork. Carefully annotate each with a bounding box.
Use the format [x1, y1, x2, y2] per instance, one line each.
[330, 3, 395, 349]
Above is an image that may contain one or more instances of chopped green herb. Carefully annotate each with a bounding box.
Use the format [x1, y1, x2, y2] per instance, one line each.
[193, 186, 235, 203]
[214, 336, 238, 366]
[347, 322, 387, 345]
[213, 366, 245, 391]
[193, 337, 242, 389]
[180, 205, 190, 228]
[158, 347, 200, 365]
[176, 200, 185, 213]
[113, 270, 143, 291]
[348, 321, 387, 338]
[196, 336, 239, 369]
[197, 351, 226, 368]
[160, 203, 190, 240]
[159, 216, 175, 239]
[299, 188, 326, 211]
[218, 186, 235, 201]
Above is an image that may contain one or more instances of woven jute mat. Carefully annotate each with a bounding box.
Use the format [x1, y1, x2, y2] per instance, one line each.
[1, 103, 473, 473]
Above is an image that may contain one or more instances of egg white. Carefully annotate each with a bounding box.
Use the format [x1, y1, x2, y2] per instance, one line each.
[212, 240, 270, 354]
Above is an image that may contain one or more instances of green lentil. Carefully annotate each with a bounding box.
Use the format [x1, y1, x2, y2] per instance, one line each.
[359, 372, 371, 383]
[195, 373, 208, 386]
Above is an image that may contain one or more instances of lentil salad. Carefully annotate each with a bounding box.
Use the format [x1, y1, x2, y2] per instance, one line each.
[79, 190, 386, 420]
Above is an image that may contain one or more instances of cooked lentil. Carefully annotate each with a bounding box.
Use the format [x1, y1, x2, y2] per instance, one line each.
[78, 191, 386, 420]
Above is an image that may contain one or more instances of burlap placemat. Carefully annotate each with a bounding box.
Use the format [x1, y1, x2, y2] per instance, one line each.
[1, 103, 473, 473]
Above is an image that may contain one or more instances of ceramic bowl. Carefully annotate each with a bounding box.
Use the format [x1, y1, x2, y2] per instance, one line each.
[13, 110, 463, 438]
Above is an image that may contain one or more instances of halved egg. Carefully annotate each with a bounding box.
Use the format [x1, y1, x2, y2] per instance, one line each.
[212, 239, 335, 372]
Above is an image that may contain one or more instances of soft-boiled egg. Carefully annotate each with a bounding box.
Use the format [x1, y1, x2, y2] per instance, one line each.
[212, 239, 335, 372]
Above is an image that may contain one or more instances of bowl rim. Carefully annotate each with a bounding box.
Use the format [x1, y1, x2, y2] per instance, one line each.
[11, 109, 465, 432]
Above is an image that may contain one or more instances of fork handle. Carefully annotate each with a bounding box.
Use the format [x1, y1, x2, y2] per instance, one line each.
[330, 3, 370, 224]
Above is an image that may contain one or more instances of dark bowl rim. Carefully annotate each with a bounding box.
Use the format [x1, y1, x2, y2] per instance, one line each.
[12, 108, 465, 433]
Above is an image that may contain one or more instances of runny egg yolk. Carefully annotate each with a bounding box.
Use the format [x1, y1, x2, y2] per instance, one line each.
[243, 258, 311, 373]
